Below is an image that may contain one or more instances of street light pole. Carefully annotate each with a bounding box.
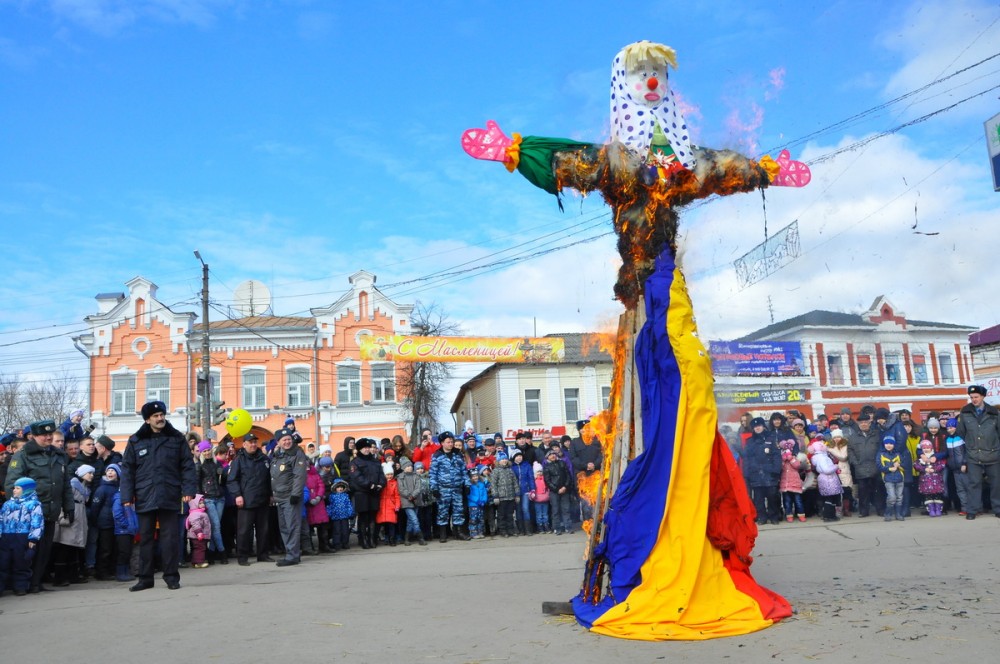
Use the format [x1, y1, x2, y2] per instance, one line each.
[194, 250, 212, 436]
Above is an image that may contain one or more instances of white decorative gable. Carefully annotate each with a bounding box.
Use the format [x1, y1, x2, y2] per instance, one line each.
[311, 270, 415, 348]
[76, 276, 196, 357]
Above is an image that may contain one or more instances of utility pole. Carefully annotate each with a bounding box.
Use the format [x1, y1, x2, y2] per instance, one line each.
[194, 250, 212, 435]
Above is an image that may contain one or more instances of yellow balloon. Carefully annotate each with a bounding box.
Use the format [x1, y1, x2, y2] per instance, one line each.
[225, 408, 253, 438]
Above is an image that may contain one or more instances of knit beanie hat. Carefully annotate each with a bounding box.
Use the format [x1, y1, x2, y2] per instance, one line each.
[75, 464, 96, 478]
[926, 417, 940, 429]
[105, 463, 123, 479]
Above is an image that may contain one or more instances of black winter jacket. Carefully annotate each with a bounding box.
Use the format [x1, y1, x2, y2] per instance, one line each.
[120, 421, 197, 513]
[956, 402, 1000, 464]
[743, 432, 781, 488]
[197, 458, 225, 498]
[543, 458, 572, 492]
[4, 439, 74, 522]
[227, 448, 272, 508]
[569, 437, 602, 473]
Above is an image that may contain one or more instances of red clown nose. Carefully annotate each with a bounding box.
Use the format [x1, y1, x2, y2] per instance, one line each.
[647, 76, 659, 90]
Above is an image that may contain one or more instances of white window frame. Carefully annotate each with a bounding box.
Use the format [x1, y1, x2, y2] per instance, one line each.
[564, 387, 580, 423]
[286, 365, 311, 408]
[826, 354, 845, 386]
[912, 353, 929, 384]
[242, 367, 267, 410]
[144, 369, 171, 411]
[111, 370, 137, 416]
[938, 353, 955, 383]
[209, 368, 222, 404]
[371, 363, 395, 403]
[601, 385, 611, 411]
[337, 363, 361, 405]
[884, 353, 902, 384]
[857, 354, 874, 385]
[524, 388, 541, 425]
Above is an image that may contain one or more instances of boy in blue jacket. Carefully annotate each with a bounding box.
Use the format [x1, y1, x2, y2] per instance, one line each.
[467, 469, 489, 539]
[877, 435, 905, 522]
[0, 477, 45, 596]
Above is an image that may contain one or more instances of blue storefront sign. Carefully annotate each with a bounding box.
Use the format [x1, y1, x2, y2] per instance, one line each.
[709, 341, 805, 376]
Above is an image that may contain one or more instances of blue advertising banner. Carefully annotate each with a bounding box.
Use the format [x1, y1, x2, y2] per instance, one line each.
[709, 341, 805, 376]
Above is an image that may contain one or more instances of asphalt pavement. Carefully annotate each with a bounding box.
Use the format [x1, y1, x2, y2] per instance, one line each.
[2, 514, 999, 662]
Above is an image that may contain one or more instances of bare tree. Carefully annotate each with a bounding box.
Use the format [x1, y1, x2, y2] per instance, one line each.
[398, 301, 461, 444]
[19, 372, 84, 425]
[0, 373, 24, 434]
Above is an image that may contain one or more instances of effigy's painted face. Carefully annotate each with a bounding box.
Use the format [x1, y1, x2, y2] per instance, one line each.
[623, 58, 669, 108]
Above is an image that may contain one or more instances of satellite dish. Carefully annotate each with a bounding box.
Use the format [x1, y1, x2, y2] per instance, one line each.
[232, 280, 272, 317]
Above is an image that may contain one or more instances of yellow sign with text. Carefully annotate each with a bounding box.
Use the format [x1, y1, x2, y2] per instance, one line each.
[359, 335, 565, 363]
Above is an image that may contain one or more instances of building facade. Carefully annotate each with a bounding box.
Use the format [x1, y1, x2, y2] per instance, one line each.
[450, 334, 613, 440]
[969, 323, 1000, 405]
[717, 296, 978, 423]
[75, 271, 414, 445]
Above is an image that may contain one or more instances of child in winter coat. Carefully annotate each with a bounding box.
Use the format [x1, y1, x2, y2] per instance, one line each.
[489, 452, 519, 537]
[185, 494, 212, 568]
[89, 463, 122, 580]
[325, 479, 355, 551]
[53, 464, 93, 586]
[415, 461, 435, 541]
[827, 429, 853, 517]
[944, 419, 970, 516]
[305, 463, 330, 553]
[543, 448, 574, 535]
[532, 467, 551, 533]
[467, 469, 489, 539]
[376, 464, 401, 546]
[396, 457, 426, 545]
[809, 440, 842, 522]
[0, 477, 45, 596]
[777, 439, 806, 522]
[878, 435, 905, 522]
[111, 481, 138, 582]
[914, 440, 947, 516]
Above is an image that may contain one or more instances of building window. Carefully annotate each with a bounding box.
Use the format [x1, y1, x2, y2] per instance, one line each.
[337, 365, 361, 405]
[242, 369, 266, 410]
[885, 353, 901, 384]
[111, 374, 136, 415]
[371, 364, 395, 402]
[209, 370, 221, 404]
[602, 386, 611, 411]
[938, 353, 954, 383]
[524, 389, 541, 424]
[286, 367, 310, 408]
[857, 354, 873, 385]
[564, 388, 580, 423]
[145, 372, 170, 410]
[912, 354, 928, 383]
[827, 354, 844, 385]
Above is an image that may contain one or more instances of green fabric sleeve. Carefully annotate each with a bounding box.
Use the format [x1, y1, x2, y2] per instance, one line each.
[516, 136, 596, 195]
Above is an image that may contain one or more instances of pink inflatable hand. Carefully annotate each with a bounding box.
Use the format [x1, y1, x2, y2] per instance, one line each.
[461, 120, 513, 163]
[771, 149, 811, 187]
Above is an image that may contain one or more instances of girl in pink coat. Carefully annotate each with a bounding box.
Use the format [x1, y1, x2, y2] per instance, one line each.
[778, 439, 806, 522]
[305, 464, 331, 553]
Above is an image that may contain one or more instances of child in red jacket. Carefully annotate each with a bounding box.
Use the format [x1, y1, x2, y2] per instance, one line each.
[376, 463, 401, 547]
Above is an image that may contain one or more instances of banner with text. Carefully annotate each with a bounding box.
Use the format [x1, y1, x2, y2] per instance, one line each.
[709, 341, 805, 376]
[714, 388, 807, 406]
[359, 335, 565, 363]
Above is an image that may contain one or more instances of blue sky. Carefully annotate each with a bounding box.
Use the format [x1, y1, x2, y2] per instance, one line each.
[2, 0, 999, 401]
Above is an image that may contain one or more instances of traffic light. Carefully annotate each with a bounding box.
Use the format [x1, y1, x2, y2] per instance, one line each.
[211, 401, 228, 426]
[187, 401, 202, 425]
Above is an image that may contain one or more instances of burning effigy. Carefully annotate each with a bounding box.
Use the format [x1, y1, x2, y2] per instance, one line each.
[463, 41, 808, 640]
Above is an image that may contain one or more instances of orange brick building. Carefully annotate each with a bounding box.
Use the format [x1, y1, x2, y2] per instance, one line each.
[75, 271, 414, 445]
